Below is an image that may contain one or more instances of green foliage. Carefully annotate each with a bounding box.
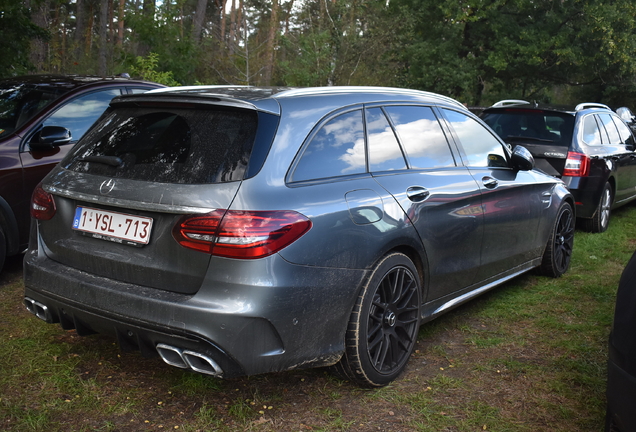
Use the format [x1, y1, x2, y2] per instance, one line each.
[130, 53, 181, 86]
[278, 0, 406, 87]
[278, 31, 335, 86]
[0, 0, 49, 77]
[5, 0, 636, 107]
[123, 3, 201, 85]
[395, 0, 636, 106]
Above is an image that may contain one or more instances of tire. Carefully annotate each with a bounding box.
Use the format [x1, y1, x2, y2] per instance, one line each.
[582, 182, 612, 233]
[334, 253, 422, 387]
[540, 202, 574, 278]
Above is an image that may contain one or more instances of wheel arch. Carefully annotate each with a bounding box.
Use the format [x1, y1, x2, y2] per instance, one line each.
[351, 243, 429, 316]
[389, 245, 427, 292]
[564, 195, 576, 219]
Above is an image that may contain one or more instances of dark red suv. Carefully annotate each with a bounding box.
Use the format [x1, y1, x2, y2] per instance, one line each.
[0, 74, 163, 271]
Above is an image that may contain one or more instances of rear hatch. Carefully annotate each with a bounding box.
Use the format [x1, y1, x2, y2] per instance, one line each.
[36, 95, 278, 295]
[481, 108, 575, 177]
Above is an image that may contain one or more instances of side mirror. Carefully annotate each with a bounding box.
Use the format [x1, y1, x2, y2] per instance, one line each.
[30, 126, 72, 151]
[511, 145, 535, 171]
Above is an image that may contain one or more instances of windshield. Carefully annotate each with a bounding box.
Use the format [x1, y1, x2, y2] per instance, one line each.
[481, 110, 575, 147]
[0, 84, 68, 137]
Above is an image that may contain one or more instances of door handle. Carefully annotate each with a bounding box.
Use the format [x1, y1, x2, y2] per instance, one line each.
[406, 186, 430, 202]
[482, 176, 498, 189]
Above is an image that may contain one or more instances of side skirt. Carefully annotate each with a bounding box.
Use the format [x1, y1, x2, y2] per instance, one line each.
[420, 260, 540, 323]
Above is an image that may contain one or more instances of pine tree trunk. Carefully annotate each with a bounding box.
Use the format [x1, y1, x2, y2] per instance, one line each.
[99, 0, 109, 75]
[192, 0, 208, 44]
[264, 0, 278, 84]
[108, 0, 115, 47]
[229, 0, 236, 55]
[85, 3, 95, 58]
[30, 0, 50, 72]
[117, 0, 125, 47]
[220, 0, 227, 42]
[75, 0, 86, 60]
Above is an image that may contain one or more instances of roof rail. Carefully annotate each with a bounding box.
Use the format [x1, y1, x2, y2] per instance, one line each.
[275, 86, 468, 110]
[491, 99, 530, 107]
[575, 102, 610, 111]
[147, 85, 251, 94]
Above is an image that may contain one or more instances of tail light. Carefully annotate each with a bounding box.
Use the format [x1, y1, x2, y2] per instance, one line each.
[31, 185, 56, 220]
[562, 151, 590, 177]
[172, 209, 312, 259]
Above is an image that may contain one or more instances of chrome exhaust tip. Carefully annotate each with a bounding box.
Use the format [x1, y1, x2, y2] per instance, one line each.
[156, 344, 188, 369]
[183, 350, 223, 376]
[156, 344, 223, 376]
[24, 297, 53, 323]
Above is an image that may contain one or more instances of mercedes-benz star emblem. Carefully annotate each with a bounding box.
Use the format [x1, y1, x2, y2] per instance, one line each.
[99, 179, 116, 195]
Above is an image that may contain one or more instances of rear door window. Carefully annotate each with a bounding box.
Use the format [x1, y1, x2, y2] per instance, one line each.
[598, 113, 621, 144]
[291, 110, 366, 182]
[365, 107, 407, 172]
[583, 115, 603, 146]
[384, 106, 456, 169]
[63, 106, 260, 184]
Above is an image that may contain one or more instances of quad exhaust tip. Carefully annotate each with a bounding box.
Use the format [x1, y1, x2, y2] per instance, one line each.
[24, 297, 53, 323]
[156, 343, 223, 377]
[24, 297, 223, 377]
[23, 299, 223, 377]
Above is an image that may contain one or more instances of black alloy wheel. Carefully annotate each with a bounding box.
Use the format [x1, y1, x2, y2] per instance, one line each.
[540, 202, 574, 277]
[334, 253, 422, 387]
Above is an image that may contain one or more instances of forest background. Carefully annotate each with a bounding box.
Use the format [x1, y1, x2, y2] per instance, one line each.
[2, 0, 636, 108]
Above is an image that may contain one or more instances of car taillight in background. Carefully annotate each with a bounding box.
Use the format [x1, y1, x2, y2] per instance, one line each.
[31, 185, 56, 220]
[173, 209, 312, 259]
[563, 151, 590, 177]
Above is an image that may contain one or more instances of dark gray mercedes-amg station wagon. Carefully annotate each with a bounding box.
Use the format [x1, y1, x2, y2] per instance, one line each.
[24, 86, 574, 387]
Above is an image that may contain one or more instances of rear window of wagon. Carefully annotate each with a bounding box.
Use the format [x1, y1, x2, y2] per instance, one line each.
[62, 106, 277, 184]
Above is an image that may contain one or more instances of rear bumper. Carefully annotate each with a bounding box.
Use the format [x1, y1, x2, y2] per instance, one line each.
[23, 244, 368, 378]
[561, 175, 606, 219]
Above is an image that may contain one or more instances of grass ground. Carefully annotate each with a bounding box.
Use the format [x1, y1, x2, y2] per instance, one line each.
[2, 205, 635, 431]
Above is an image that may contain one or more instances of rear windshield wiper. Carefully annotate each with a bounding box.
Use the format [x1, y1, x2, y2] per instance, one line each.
[78, 155, 123, 167]
[504, 136, 554, 143]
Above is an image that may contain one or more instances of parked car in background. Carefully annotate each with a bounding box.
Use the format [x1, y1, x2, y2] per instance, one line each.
[0, 74, 163, 272]
[481, 100, 636, 233]
[616, 106, 636, 135]
[24, 86, 574, 387]
[606, 249, 636, 432]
